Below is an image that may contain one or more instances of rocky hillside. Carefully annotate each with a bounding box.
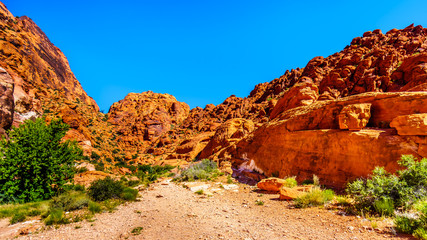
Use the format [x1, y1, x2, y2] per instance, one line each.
[0, 1, 426, 188]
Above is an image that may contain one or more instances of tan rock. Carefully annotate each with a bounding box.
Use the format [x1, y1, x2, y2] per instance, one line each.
[279, 185, 313, 200]
[257, 178, 287, 192]
[338, 103, 371, 130]
[390, 114, 427, 135]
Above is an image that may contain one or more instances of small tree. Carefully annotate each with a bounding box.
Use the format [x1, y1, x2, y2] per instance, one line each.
[0, 118, 82, 203]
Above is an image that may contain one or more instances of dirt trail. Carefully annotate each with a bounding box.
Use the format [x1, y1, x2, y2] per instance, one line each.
[2, 180, 415, 240]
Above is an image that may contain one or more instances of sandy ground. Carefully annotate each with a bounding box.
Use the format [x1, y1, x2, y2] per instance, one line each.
[1, 179, 415, 240]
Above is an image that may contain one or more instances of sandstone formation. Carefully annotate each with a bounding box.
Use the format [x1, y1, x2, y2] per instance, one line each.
[257, 177, 287, 192]
[338, 103, 371, 130]
[227, 92, 427, 189]
[108, 91, 190, 156]
[390, 114, 427, 135]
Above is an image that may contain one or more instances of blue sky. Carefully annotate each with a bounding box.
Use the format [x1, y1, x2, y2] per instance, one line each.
[4, 1, 427, 111]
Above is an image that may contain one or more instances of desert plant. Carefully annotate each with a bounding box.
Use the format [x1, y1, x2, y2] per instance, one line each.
[294, 188, 335, 208]
[88, 177, 124, 202]
[44, 208, 69, 225]
[88, 201, 102, 214]
[175, 159, 220, 181]
[283, 177, 297, 188]
[121, 187, 138, 201]
[10, 212, 26, 224]
[0, 118, 82, 203]
[347, 155, 427, 215]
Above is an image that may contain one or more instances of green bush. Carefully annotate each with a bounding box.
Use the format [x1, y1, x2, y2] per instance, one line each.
[88, 201, 102, 214]
[283, 177, 297, 188]
[44, 208, 69, 225]
[10, 213, 26, 224]
[50, 192, 89, 211]
[88, 177, 124, 201]
[175, 159, 220, 181]
[74, 184, 85, 192]
[294, 188, 335, 208]
[374, 197, 394, 216]
[0, 118, 82, 203]
[121, 187, 138, 201]
[346, 155, 427, 215]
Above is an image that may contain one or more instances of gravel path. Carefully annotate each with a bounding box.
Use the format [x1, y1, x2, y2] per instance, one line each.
[4, 180, 415, 240]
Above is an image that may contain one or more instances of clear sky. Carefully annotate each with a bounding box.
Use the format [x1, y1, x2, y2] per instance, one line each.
[3, 1, 427, 111]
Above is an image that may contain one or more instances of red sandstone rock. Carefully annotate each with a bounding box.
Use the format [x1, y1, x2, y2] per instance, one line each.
[390, 114, 427, 135]
[279, 185, 313, 200]
[257, 178, 287, 192]
[0, 67, 14, 135]
[338, 103, 371, 130]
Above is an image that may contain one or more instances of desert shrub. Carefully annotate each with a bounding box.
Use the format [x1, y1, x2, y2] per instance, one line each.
[10, 212, 26, 224]
[88, 201, 102, 214]
[50, 192, 89, 211]
[73, 184, 85, 192]
[283, 177, 297, 188]
[0, 118, 82, 203]
[136, 164, 175, 185]
[346, 155, 427, 215]
[44, 208, 69, 225]
[394, 200, 427, 239]
[88, 177, 124, 201]
[294, 188, 335, 208]
[121, 187, 138, 201]
[373, 197, 394, 217]
[175, 159, 220, 181]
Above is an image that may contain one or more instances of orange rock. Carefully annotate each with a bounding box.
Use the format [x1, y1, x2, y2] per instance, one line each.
[229, 127, 423, 189]
[279, 185, 313, 200]
[270, 77, 319, 119]
[257, 178, 287, 192]
[390, 114, 427, 135]
[338, 103, 371, 130]
[199, 118, 254, 159]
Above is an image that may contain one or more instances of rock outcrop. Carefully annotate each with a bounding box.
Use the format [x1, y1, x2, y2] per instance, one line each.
[108, 91, 190, 155]
[0, 66, 13, 135]
[390, 114, 427, 135]
[227, 92, 427, 189]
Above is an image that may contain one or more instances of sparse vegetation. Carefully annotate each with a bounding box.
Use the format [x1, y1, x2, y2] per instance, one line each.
[195, 189, 204, 195]
[131, 226, 144, 235]
[283, 176, 297, 188]
[174, 159, 221, 181]
[294, 188, 334, 208]
[88, 177, 125, 202]
[255, 200, 264, 206]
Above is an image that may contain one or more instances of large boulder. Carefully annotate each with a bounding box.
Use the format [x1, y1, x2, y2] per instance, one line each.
[338, 103, 371, 130]
[257, 177, 287, 192]
[390, 114, 427, 135]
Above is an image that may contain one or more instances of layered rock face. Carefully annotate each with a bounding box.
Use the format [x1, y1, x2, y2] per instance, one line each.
[0, 3, 109, 156]
[107, 91, 190, 156]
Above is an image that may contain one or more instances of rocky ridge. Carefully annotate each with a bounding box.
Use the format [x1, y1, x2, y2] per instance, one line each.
[0, 1, 427, 188]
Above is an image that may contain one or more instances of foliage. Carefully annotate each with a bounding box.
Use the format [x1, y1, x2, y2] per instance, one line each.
[174, 159, 221, 181]
[0, 118, 82, 203]
[346, 155, 427, 215]
[44, 208, 69, 225]
[136, 164, 175, 186]
[87, 177, 124, 202]
[50, 191, 90, 211]
[131, 226, 144, 235]
[121, 187, 138, 201]
[10, 212, 26, 224]
[88, 201, 102, 214]
[294, 188, 335, 208]
[283, 177, 297, 188]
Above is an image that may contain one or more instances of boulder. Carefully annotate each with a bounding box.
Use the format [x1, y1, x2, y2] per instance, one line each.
[279, 185, 314, 200]
[338, 103, 371, 130]
[257, 177, 287, 192]
[390, 114, 427, 135]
